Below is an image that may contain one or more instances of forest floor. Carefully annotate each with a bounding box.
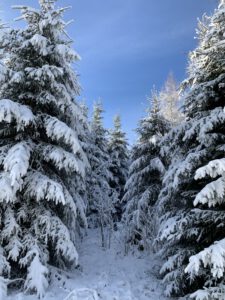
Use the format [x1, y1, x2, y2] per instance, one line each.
[8, 228, 168, 300]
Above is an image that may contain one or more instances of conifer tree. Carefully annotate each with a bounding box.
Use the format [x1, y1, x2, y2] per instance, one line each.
[0, 0, 87, 296]
[108, 115, 129, 221]
[86, 103, 114, 248]
[157, 2, 225, 298]
[123, 89, 170, 250]
[78, 101, 91, 220]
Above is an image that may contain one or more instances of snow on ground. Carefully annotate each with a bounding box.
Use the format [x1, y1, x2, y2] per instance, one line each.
[8, 229, 168, 300]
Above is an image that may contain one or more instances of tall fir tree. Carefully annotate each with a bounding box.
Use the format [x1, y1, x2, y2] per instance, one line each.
[108, 115, 129, 222]
[0, 0, 88, 297]
[123, 89, 170, 250]
[157, 2, 225, 298]
[77, 101, 91, 221]
[86, 103, 114, 248]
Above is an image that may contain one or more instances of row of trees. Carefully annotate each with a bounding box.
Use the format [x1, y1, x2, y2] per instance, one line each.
[0, 0, 181, 291]
[86, 75, 182, 252]
[86, 103, 129, 248]
[124, 1, 225, 300]
[1, 0, 224, 299]
[0, 0, 130, 297]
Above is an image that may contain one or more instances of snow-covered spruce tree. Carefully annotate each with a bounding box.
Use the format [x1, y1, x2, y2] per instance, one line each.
[108, 115, 129, 222]
[76, 101, 91, 230]
[86, 103, 114, 248]
[123, 89, 170, 250]
[69, 100, 91, 238]
[0, 0, 88, 297]
[157, 2, 225, 298]
[160, 72, 183, 125]
[155, 121, 196, 297]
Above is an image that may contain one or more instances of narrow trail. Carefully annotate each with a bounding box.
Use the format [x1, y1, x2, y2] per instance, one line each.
[8, 229, 168, 300]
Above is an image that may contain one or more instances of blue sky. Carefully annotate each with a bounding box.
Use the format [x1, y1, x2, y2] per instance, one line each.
[0, 0, 218, 143]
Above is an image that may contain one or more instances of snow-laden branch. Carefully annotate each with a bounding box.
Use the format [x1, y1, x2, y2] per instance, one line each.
[43, 115, 82, 155]
[195, 158, 225, 180]
[23, 171, 67, 205]
[194, 177, 225, 207]
[41, 144, 85, 177]
[0, 99, 34, 130]
[185, 238, 225, 279]
[4, 142, 31, 192]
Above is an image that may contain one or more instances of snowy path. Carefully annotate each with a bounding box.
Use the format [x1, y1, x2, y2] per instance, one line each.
[8, 229, 168, 300]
